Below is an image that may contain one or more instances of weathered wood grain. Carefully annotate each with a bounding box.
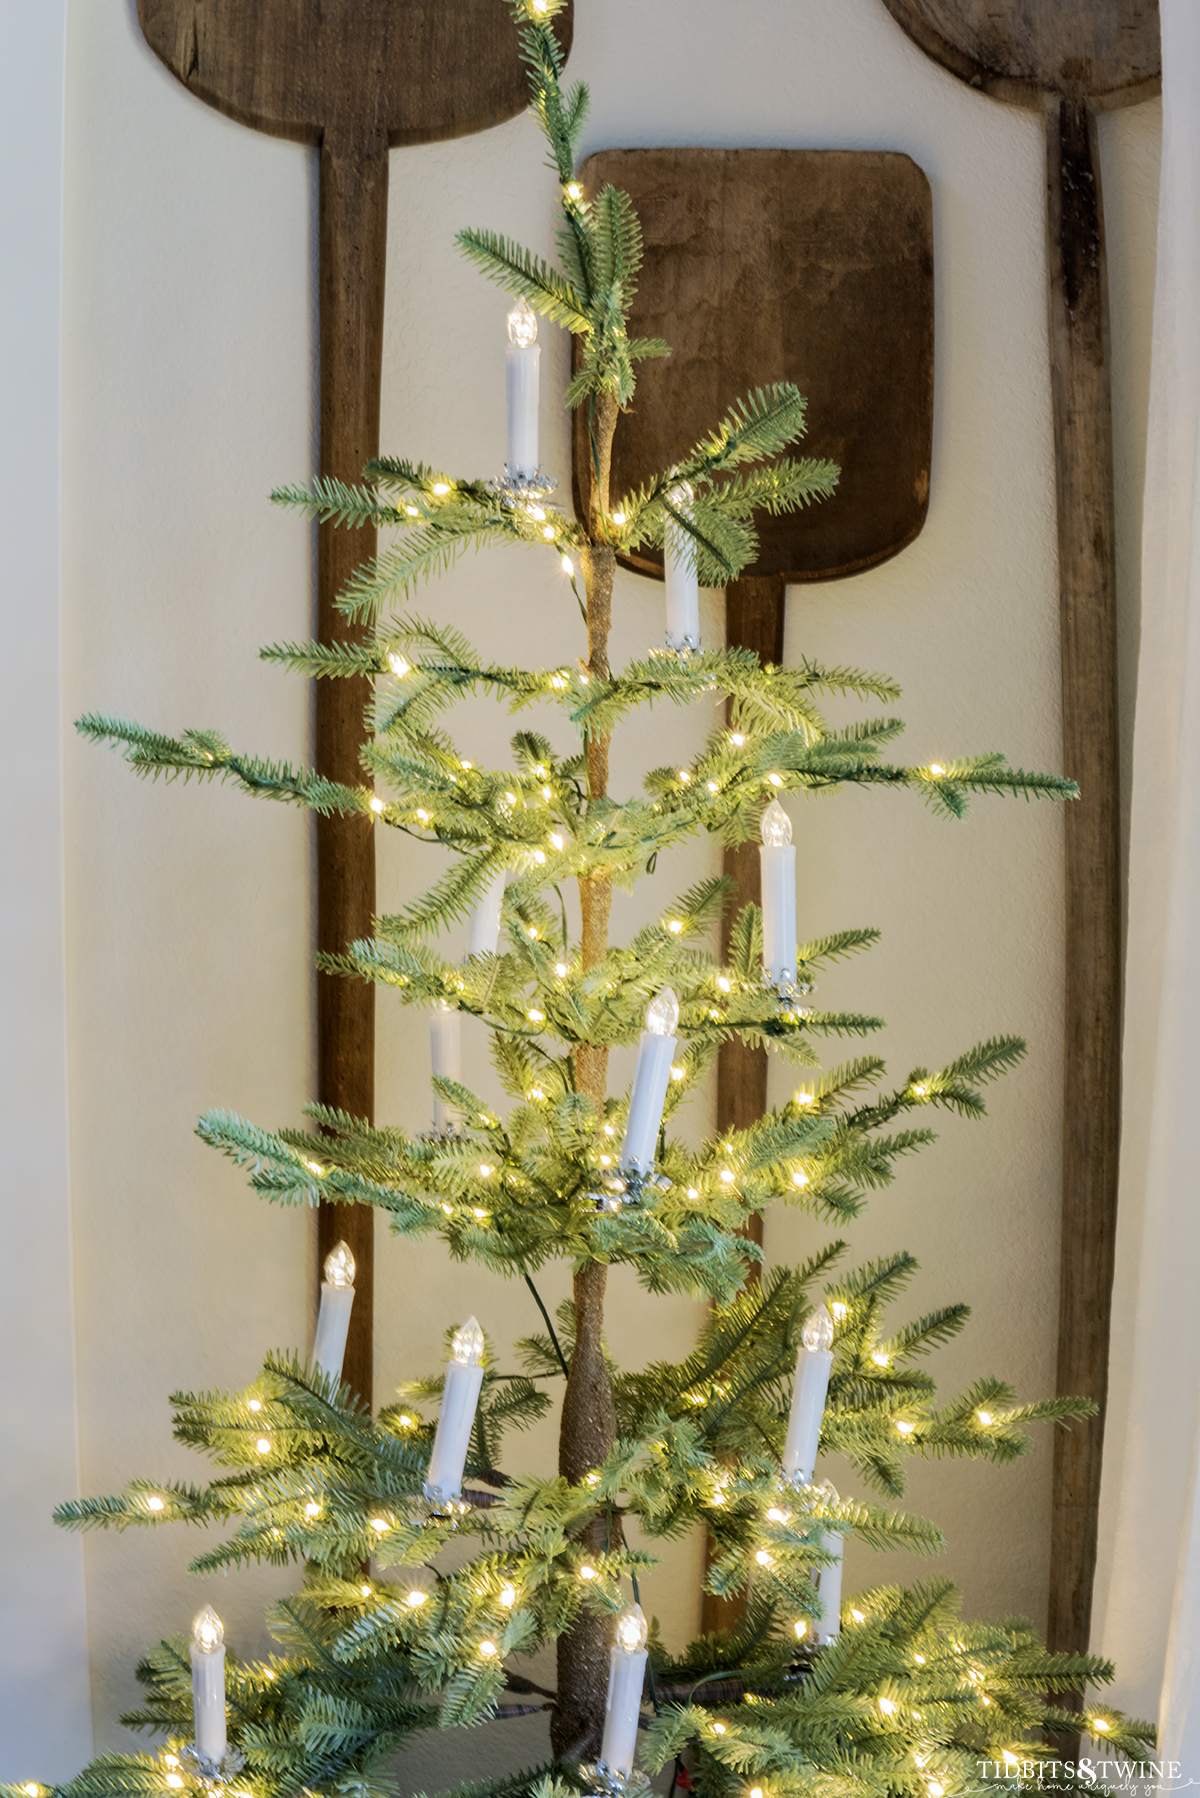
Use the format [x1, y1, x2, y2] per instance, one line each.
[575, 148, 933, 586]
[136, 0, 573, 1407]
[878, 0, 1160, 1692]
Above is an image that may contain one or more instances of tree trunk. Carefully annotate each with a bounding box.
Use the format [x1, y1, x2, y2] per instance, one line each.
[552, 396, 622, 1762]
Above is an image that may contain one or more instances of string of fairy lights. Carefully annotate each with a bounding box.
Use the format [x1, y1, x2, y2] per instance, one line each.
[44, 5, 1120, 1779]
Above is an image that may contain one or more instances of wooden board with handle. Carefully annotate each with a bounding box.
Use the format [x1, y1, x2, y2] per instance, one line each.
[572, 146, 934, 1633]
[137, 0, 573, 1408]
[876, 0, 1160, 1689]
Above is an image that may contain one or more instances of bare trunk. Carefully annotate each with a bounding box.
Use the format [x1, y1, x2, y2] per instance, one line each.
[552, 394, 623, 1763]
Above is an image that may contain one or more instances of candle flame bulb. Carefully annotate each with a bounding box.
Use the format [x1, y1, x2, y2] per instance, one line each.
[802, 1307, 835, 1353]
[645, 986, 680, 1036]
[452, 1317, 485, 1366]
[507, 300, 538, 348]
[324, 1241, 355, 1289]
[192, 1605, 224, 1654]
[761, 799, 793, 847]
[615, 1604, 648, 1654]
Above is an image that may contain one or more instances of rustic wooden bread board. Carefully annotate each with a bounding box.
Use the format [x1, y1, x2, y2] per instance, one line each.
[573, 147, 933, 583]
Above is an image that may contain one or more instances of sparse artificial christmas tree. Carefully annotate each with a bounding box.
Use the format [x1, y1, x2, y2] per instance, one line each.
[32, 6, 1154, 1796]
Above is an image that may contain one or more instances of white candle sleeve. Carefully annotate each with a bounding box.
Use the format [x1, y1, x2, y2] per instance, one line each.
[760, 799, 797, 989]
[505, 300, 540, 476]
[781, 1308, 835, 1485]
[467, 865, 507, 957]
[817, 1531, 844, 1643]
[425, 1318, 486, 1503]
[781, 1345, 833, 1485]
[601, 1645, 648, 1774]
[600, 1605, 649, 1776]
[312, 1279, 354, 1384]
[620, 1031, 677, 1174]
[190, 1607, 227, 1762]
[663, 499, 700, 649]
[430, 1006, 463, 1133]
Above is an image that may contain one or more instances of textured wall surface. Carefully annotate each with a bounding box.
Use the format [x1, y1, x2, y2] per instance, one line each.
[46, 0, 1162, 1763]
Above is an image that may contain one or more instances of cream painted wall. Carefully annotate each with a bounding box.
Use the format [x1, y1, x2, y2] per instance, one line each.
[52, 0, 1161, 1766]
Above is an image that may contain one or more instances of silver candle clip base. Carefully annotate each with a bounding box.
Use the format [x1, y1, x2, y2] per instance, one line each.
[181, 1744, 246, 1786]
[490, 467, 559, 503]
[764, 973, 815, 1015]
[591, 1167, 672, 1211]
[581, 1764, 652, 1798]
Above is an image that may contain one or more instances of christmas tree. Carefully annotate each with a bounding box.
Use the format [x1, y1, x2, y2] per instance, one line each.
[33, 4, 1153, 1795]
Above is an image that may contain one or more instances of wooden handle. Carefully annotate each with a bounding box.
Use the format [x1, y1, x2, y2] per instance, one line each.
[1044, 97, 1122, 1678]
[701, 572, 787, 1637]
[314, 126, 389, 1409]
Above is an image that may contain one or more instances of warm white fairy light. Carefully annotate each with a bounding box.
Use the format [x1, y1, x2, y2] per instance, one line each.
[387, 651, 411, 677]
[977, 1410, 993, 1425]
[305, 1501, 321, 1518]
[147, 1494, 165, 1511]
[561, 554, 575, 575]
[370, 1516, 388, 1534]
[929, 763, 945, 776]
[579, 1565, 597, 1581]
[872, 1350, 890, 1367]
[767, 772, 783, 787]
[499, 1583, 518, 1608]
[793, 1619, 807, 1639]
[479, 1640, 499, 1658]
[406, 1589, 428, 1609]
[360, 1583, 372, 1598]
[369, 795, 386, 815]
[896, 1419, 914, 1436]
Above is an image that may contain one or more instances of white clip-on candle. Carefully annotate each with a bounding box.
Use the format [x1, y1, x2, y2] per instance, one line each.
[505, 301, 541, 481]
[663, 484, 700, 653]
[467, 864, 507, 958]
[312, 1239, 355, 1383]
[425, 1317, 486, 1506]
[814, 1478, 843, 1644]
[430, 1001, 462, 1134]
[599, 1603, 649, 1776]
[760, 798, 797, 993]
[619, 986, 680, 1177]
[190, 1604, 227, 1763]
[782, 1306, 834, 1486]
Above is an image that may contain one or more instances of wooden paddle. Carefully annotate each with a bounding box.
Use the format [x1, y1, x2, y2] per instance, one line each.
[136, 0, 573, 1408]
[572, 147, 934, 1632]
[876, 0, 1160, 1675]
